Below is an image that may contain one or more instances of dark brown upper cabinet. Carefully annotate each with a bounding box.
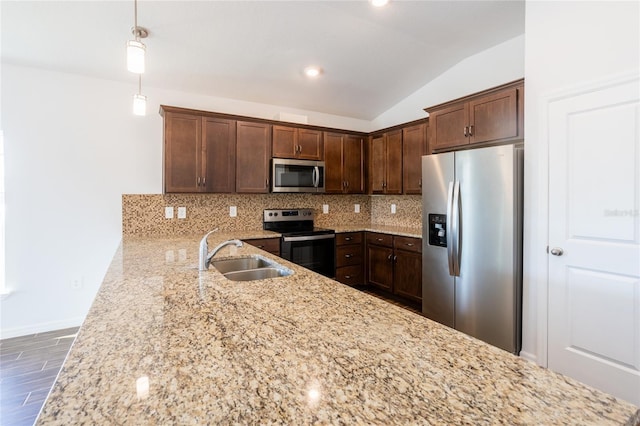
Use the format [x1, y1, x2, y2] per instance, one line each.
[426, 79, 524, 152]
[402, 122, 428, 195]
[272, 125, 323, 160]
[236, 121, 272, 193]
[162, 109, 236, 193]
[369, 130, 402, 194]
[324, 132, 365, 194]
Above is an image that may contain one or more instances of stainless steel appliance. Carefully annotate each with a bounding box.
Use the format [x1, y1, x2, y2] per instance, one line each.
[271, 159, 325, 193]
[422, 144, 524, 354]
[263, 209, 335, 277]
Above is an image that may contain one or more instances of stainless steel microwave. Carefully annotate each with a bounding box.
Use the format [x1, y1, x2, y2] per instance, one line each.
[271, 158, 325, 193]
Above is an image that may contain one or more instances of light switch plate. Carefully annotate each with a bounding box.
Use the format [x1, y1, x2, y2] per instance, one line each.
[230, 206, 237, 217]
[177, 207, 187, 219]
[322, 204, 329, 214]
[391, 204, 397, 214]
[165, 206, 174, 219]
[354, 204, 360, 213]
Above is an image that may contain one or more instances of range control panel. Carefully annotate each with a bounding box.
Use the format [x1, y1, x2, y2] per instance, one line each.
[428, 214, 447, 247]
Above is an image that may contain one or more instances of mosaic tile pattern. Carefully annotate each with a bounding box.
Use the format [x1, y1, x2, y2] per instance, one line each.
[370, 195, 422, 228]
[122, 194, 372, 236]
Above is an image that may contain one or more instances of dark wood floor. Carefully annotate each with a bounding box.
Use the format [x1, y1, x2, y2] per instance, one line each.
[0, 327, 79, 426]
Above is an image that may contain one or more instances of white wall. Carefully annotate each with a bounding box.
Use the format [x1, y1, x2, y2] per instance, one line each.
[370, 35, 525, 129]
[0, 29, 524, 338]
[521, 0, 640, 363]
[0, 65, 370, 338]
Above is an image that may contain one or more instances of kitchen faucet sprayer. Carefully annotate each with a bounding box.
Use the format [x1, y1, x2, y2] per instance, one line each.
[199, 230, 243, 271]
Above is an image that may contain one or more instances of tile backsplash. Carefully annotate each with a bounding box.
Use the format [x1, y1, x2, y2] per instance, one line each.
[122, 193, 421, 236]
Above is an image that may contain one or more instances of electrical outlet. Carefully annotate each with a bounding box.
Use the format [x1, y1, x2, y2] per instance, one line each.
[177, 207, 187, 219]
[322, 204, 329, 214]
[354, 204, 360, 213]
[165, 250, 175, 263]
[70, 277, 83, 290]
[165, 206, 174, 219]
[230, 206, 237, 217]
[391, 204, 397, 214]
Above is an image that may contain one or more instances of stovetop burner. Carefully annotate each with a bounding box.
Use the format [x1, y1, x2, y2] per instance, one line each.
[263, 208, 335, 235]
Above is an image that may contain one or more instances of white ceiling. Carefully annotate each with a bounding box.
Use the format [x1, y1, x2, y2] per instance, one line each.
[1, 1, 525, 120]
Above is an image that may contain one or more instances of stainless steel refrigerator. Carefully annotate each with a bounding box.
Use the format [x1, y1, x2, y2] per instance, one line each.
[421, 144, 524, 354]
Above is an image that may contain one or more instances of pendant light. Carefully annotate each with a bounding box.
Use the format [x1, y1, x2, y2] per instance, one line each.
[133, 75, 147, 116]
[126, 0, 148, 74]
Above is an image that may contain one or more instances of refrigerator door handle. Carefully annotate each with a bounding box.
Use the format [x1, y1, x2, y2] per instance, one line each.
[446, 181, 455, 276]
[451, 181, 461, 276]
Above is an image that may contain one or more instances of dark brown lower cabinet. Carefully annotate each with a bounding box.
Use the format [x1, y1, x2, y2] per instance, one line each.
[365, 232, 422, 303]
[335, 232, 364, 286]
[243, 238, 280, 256]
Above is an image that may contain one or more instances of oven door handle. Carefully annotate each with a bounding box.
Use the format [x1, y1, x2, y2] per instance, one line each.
[282, 234, 335, 242]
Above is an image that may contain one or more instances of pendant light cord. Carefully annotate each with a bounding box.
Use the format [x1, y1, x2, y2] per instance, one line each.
[134, 0, 139, 41]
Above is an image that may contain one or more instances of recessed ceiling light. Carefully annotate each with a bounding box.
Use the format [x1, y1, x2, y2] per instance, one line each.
[371, 0, 389, 7]
[304, 66, 322, 78]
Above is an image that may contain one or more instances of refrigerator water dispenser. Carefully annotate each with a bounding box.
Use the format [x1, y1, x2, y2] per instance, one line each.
[428, 214, 447, 247]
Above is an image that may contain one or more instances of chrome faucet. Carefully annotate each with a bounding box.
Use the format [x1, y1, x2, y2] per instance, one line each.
[199, 229, 243, 271]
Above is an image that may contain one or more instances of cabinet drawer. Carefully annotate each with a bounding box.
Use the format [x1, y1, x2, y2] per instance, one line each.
[393, 236, 422, 253]
[336, 265, 364, 286]
[336, 245, 363, 267]
[336, 232, 363, 246]
[243, 238, 280, 255]
[366, 232, 393, 247]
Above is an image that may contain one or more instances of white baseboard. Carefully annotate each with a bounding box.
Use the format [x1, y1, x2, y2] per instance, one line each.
[519, 350, 539, 365]
[0, 317, 85, 339]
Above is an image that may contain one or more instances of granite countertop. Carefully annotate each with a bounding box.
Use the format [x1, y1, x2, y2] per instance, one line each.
[37, 234, 638, 425]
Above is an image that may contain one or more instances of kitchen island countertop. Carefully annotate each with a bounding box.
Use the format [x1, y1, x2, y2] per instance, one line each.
[37, 234, 638, 425]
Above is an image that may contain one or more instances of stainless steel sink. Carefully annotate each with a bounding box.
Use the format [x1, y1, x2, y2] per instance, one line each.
[222, 267, 292, 281]
[210, 256, 273, 274]
[209, 255, 292, 281]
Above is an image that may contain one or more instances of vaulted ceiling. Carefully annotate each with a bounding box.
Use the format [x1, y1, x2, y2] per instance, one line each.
[1, 1, 525, 120]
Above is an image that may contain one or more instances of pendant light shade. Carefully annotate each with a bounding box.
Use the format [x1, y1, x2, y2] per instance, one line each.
[133, 93, 147, 116]
[126, 39, 146, 74]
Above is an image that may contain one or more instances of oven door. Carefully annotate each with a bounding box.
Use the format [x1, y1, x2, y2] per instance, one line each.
[280, 234, 335, 278]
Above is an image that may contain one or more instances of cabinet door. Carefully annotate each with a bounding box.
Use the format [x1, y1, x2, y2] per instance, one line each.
[343, 135, 364, 193]
[323, 132, 345, 193]
[164, 112, 201, 193]
[429, 103, 469, 152]
[402, 124, 426, 194]
[366, 244, 394, 291]
[385, 130, 403, 194]
[393, 249, 422, 302]
[468, 88, 518, 145]
[203, 117, 236, 193]
[272, 125, 297, 159]
[236, 121, 271, 193]
[370, 135, 386, 194]
[243, 238, 280, 255]
[298, 129, 323, 160]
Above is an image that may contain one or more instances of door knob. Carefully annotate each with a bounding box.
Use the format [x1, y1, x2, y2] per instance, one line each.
[550, 247, 564, 256]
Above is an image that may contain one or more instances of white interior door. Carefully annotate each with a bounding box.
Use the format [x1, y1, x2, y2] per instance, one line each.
[547, 75, 640, 405]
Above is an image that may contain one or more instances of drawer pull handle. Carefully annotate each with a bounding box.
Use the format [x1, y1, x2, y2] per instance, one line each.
[344, 254, 352, 258]
[377, 238, 384, 242]
[345, 275, 351, 279]
[406, 243, 414, 247]
[345, 237, 352, 241]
